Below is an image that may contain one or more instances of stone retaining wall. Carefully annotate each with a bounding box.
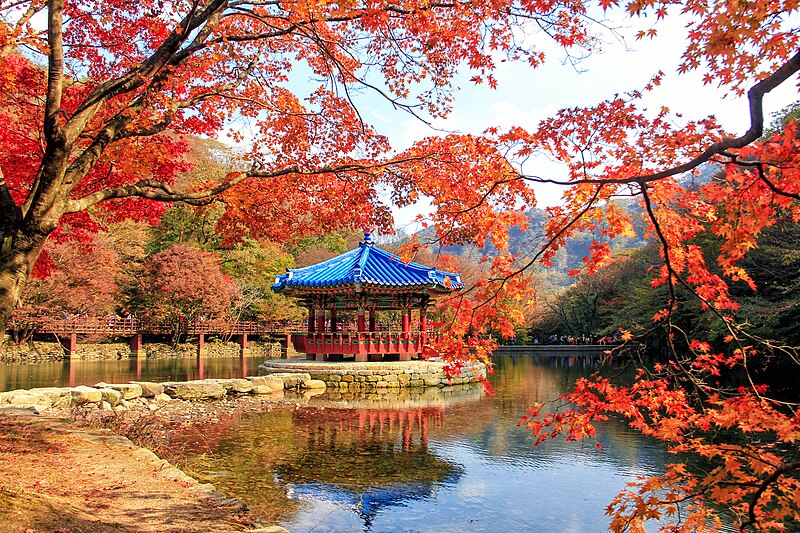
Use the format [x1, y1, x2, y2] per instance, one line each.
[0, 373, 325, 414]
[320, 381, 484, 407]
[258, 360, 487, 390]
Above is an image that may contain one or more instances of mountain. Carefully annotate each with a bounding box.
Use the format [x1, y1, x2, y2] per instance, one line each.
[414, 199, 649, 287]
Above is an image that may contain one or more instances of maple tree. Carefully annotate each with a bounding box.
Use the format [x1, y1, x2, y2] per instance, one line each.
[0, 0, 564, 331]
[482, 4, 800, 531]
[129, 243, 234, 329]
[17, 231, 122, 318]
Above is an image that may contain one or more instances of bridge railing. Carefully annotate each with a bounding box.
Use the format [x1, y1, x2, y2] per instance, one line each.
[6, 316, 306, 337]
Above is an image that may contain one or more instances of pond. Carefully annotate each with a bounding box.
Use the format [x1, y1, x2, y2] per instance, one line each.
[0, 355, 269, 392]
[166, 355, 674, 533]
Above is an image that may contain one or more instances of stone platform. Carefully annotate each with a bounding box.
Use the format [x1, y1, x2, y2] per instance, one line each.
[258, 359, 487, 390]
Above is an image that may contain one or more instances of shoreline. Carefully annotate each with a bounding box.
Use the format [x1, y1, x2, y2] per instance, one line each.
[0, 373, 323, 532]
[0, 397, 294, 533]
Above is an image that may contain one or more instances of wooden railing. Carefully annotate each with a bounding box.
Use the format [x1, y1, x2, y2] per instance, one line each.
[6, 316, 306, 337]
[291, 331, 433, 358]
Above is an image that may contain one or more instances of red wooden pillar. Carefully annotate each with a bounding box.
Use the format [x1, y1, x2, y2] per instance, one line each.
[368, 310, 376, 332]
[59, 332, 77, 358]
[400, 309, 412, 361]
[330, 307, 338, 333]
[306, 307, 317, 360]
[235, 333, 249, 356]
[129, 333, 145, 358]
[308, 307, 316, 333]
[356, 308, 368, 362]
[197, 333, 206, 356]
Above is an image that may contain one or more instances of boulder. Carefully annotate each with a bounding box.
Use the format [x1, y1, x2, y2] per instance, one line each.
[17, 387, 71, 410]
[8, 393, 40, 407]
[162, 380, 226, 400]
[0, 390, 15, 404]
[98, 388, 122, 407]
[95, 382, 143, 400]
[247, 375, 285, 391]
[70, 386, 102, 405]
[251, 385, 275, 395]
[212, 379, 254, 394]
[301, 379, 326, 390]
[154, 393, 172, 404]
[130, 381, 164, 398]
[266, 372, 310, 390]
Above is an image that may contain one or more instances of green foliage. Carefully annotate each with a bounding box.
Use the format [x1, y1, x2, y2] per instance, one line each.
[735, 215, 800, 345]
[219, 239, 303, 321]
[148, 204, 223, 254]
[289, 230, 362, 267]
[763, 100, 800, 140]
[533, 215, 800, 351]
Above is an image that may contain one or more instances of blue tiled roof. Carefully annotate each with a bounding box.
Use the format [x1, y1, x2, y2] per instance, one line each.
[272, 233, 463, 292]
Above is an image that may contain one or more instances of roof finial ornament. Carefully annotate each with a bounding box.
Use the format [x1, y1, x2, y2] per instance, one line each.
[363, 231, 373, 245]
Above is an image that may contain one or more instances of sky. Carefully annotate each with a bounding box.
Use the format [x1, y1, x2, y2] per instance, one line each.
[356, 12, 800, 233]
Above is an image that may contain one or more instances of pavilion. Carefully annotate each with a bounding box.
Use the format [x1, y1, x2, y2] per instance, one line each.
[271, 232, 463, 362]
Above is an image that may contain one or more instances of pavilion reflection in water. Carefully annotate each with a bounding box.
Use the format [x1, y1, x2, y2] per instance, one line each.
[274, 405, 464, 530]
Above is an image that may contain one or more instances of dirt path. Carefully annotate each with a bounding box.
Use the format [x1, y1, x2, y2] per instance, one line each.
[0, 410, 258, 533]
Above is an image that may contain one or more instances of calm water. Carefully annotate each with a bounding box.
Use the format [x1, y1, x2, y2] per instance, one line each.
[0, 355, 268, 392]
[164, 355, 672, 533]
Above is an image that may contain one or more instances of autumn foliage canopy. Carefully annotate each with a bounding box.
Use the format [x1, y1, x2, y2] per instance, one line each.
[1, 0, 800, 530]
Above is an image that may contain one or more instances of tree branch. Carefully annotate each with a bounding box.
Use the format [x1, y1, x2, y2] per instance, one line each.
[519, 49, 800, 187]
[740, 462, 800, 532]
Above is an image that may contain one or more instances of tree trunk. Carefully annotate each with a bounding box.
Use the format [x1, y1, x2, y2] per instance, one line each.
[0, 228, 50, 333]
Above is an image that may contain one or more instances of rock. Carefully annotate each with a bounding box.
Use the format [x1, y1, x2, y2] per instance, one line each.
[0, 390, 15, 404]
[154, 393, 172, 404]
[101, 401, 112, 411]
[251, 385, 275, 395]
[247, 375, 285, 391]
[248, 527, 290, 533]
[28, 387, 68, 405]
[130, 381, 164, 398]
[212, 378, 254, 394]
[8, 391, 40, 407]
[95, 382, 143, 400]
[3, 387, 68, 410]
[70, 386, 102, 405]
[3, 388, 52, 412]
[162, 380, 226, 401]
[264, 372, 310, 389]
[301, 379, 326, 390]
[113, 404, 126, 413]
[0, 406, 40, 415]
[98, 388, 122, 407]
[148, 403, 160, 411]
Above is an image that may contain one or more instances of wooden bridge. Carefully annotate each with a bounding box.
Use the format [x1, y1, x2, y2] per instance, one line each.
[6, 316, 305, 358]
